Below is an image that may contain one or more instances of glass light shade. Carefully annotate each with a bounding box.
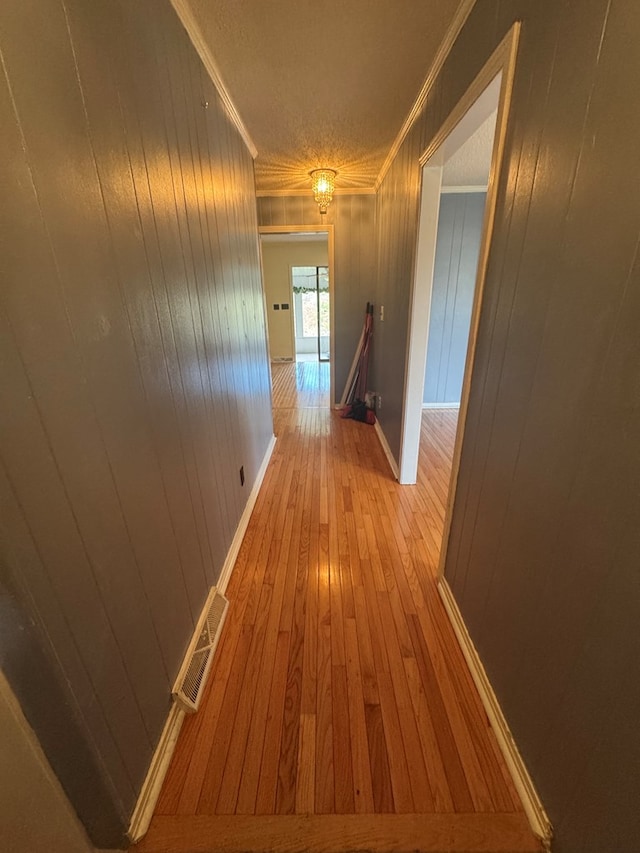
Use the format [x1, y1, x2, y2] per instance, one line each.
[310, 168, 337, 214]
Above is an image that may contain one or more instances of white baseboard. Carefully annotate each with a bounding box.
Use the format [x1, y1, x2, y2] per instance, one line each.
[127, 703, 185, 843]
[374, 420, 400, 480]
[437, 578, 553, 850]
[217, 434, 277, 595]
[128, 435, 276, 843]
[422, 402, 461, 409]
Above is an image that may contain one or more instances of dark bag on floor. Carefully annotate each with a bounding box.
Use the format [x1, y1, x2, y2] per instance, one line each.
[341, 398, 375, 425]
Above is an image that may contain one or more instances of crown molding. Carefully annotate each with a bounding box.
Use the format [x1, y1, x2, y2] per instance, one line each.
[172, 0, 477, 190]
[375, 0, 478, 190]
[170, 0, 258, 159]
[256, 187, 376, 198]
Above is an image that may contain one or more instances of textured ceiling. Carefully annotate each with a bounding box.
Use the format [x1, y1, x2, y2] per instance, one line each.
[442, 110, 497, 187]
[184, 0, 463, 192]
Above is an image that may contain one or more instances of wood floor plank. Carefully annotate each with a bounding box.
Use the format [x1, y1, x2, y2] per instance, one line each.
[275, 527, 307, 814]
[352, 585, 380, 706]
[414, 600, 494, 812]
[331, 663, 355, 813]
[406, 612, 474, 813]
[196, 622, 255, 814]
[300, 534, 319, 716]
[255, 630, 292, 814]
[215, 582, 273, 813]
[376, 671, 415, 813]
[315, 565, 334, 814]
[173, 618, 252, 815]
[295, 713, 316, 814]
[376, 594, 435, 813]
[134, 813, 544, 853]
[427, 589, 520, 813]
[151, 366, 531, 849]
[403, 657, 455, 813]
[235, 509, 296, 814]
[364, 703, 395, 813]
[344, 618, 375, 813]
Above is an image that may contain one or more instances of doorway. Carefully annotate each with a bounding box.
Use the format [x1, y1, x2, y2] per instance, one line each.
[399, 28, 519, 577]
[259, 225, 335, 401]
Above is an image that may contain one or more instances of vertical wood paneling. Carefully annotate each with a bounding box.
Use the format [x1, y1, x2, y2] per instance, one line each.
[256, 194, 377, 403]
[0, 0, 272, 844]
[372, 120, 423, 457]
[374, 1, 640, 851]
[423, 193, 486, 405]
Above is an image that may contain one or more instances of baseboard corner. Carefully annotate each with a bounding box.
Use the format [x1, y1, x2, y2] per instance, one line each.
[437, 578, 553, 849]
[374, 419, 400, 480]
[127, 702, 185, 844]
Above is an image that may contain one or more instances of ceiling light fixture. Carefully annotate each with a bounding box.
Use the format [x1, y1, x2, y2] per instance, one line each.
[310, 168, 337, 214]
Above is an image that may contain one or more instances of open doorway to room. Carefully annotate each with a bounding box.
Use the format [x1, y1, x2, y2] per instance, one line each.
[399, 30, 519, 577]
[259, 225, 335, 407]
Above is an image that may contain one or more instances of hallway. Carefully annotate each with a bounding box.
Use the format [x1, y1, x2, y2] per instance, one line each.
[135, 362, 541, 852]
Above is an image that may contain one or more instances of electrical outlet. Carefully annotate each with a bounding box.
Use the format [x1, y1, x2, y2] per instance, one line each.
[377, 395, 382, 410]
[239, 465, 245, 486]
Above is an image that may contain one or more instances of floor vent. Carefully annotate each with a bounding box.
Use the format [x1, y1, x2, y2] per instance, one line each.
[172, 587, 229, 713]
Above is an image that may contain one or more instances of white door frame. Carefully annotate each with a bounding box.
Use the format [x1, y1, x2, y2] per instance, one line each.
[398, 25, 520, 577]
[258, 225, 335, 401]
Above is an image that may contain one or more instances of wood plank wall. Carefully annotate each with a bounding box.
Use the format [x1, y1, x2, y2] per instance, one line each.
[257, 195, 377, 403]
[423, 192, 486, 405]
[373, 2, 640, 851]
[0, 0, 272, 845]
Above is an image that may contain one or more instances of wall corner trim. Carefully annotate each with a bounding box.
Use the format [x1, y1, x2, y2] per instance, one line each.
[374, 420, 400, 481]
[375, 0, 478, 190]
[127, 702, 185, 844]
[217, 434, 277, 595]
[169, 0, 258, 159]
[437, 578, 553, 850]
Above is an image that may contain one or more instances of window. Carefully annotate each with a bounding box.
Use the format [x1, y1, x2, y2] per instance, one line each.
[292, 266, 330, 340]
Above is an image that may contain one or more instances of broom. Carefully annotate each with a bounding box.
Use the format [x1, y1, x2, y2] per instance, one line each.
[341, 303, 375, 424]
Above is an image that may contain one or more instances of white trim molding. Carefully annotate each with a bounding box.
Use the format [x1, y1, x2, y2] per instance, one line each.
[374, 420, 400, 480]
[375, 0, 478, 190]
[438, 579, 553, 851]
[170, 0, 258, 158]
[128, 703, 185, 843]
[217, 434, 277, 595]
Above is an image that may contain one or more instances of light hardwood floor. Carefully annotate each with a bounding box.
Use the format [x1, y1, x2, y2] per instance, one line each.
[134, 362, 541, 853]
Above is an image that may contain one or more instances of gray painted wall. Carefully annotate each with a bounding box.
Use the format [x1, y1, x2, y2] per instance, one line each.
[257, 194, 377, 403]
[423, 192, 486, 405]
[0, 671, 93, 853]
[373, 1, 640, 851]
[0, 0, 272, 846]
